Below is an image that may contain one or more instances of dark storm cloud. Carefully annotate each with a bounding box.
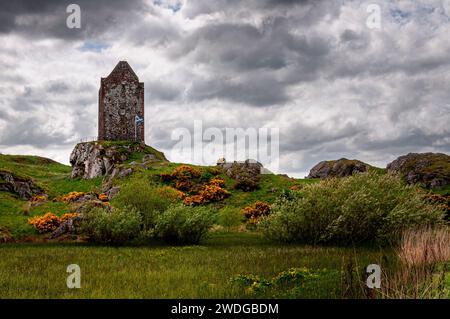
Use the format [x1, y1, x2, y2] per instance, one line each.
[0, 0, 146, 39]
[187, 74, 287, 106]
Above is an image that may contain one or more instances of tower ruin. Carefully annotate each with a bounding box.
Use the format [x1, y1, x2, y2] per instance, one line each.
[98, 61, 145, 143]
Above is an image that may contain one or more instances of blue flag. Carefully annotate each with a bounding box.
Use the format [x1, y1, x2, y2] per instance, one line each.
[135, 115, 144, 125]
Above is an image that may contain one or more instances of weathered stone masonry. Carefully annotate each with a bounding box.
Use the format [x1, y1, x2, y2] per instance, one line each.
[98, 61, 145, 143]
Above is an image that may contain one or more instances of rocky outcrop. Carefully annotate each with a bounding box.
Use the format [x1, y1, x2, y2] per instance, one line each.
[50, 215, 82, 239]
[387, 152, 450, 189]
[220, 159, 263, 191]
[307, 158, 370, 179]
[70, 141, 166, 179]
[0, 169, 45, 200]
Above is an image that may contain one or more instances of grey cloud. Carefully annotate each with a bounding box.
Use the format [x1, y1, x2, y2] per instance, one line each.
[1, 0, 450, 177]
[0, 0, 146, 40]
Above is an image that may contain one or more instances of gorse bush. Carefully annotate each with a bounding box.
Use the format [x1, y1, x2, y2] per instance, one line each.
[154, 204, 214, 244]
[259, 172, 446, 245]
[28, 212, 60, 233]
[241, 201, 271, 226]
[80, 206, 142, 245]
[28, 212, 81, 233]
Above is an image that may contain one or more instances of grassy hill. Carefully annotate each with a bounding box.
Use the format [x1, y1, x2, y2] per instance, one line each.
[0, 154, 102, 237]
[0, 152, 311, 238]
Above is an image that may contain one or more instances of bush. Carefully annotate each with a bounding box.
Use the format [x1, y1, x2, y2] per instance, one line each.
[259, 172, 446, 245]
[183, 184, 230, 205]
[28, 212, 60, 233]
[53, 191, 86, 202]
[171, 165, 201, 180]
[241, 201, 271, 226]
[154, 204, 214, 244]
[113, 179, 176, 229]
[80, 206, 142, 245]
[217, 207, 243, 231]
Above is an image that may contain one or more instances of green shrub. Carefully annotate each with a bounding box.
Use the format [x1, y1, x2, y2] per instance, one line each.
[154, 204, 214, 244]
[217, 207, 243, 231]
[80, 206, 142, 245]
[199, 169, 213, 182]
[259, 172, 446, 245]
[113, 179, 175, 230]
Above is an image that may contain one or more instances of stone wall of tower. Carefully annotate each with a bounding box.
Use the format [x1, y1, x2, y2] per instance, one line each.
[98, 61, 145, 143]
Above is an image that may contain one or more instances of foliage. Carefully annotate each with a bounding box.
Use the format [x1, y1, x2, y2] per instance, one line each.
[30, 195, 47, 202]
[28, 212, 61, 233]
[209, 177, 225, 187]
[423, 193, 450, 220]
[80, 206, 142, 245]
[154, 204, 215, 244]
[241, 201, 271, 226]
[53, 191, 86, 202]
[183, 184, 230, 206]
[217, 207, 243, 231]
[113, 179, 175, 229]
[28, 212, 81, 233]
[260, 172, 446, 245]
[98, 193, 109, 202]
[155, 186, 185, 202]
[171, 165, 201, 180]
[231, 267, 324, 297]
[59, 212, 80, 223]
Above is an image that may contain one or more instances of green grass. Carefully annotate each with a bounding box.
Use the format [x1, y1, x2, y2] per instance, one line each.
[0, 154, 102, 237]
[0, 232, 392, 299]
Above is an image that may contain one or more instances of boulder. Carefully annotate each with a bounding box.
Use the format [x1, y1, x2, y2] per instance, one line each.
[70, 141, 167, 179]
[307, 158, 370, 179]
[50, 215, 82, 239]
[386, 152, 450, 189]
[0, 170, 45, 200]
[221, 159, 263, 191]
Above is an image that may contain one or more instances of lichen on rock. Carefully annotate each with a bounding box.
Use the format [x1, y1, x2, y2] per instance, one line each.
[387, 152, 450, 189]
[70, 140, 167, 179]
[307, 158, 371, 179]
[0, 169, 45, 200]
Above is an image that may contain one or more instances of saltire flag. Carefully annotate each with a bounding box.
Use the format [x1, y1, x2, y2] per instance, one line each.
[135, 115, 144, 125]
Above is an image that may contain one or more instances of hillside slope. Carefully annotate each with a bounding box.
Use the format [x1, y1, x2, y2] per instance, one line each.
[0, 153, 310, 239]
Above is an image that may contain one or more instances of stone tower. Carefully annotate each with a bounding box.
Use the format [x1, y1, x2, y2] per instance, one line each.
[98, 61, 145, 143]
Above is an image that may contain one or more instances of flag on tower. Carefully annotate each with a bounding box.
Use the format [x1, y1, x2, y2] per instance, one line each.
[135, 115, 144, 125]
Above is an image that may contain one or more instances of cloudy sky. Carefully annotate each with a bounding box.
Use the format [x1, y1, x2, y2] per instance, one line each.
[0, 0, 450, 177]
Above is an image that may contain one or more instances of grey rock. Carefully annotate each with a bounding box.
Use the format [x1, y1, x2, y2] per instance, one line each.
[307, 158, 370, 179]
[50, 215, 82, 239]
[387, 152, 450, 189]
[118, 168, 133, 179]
[0, 170, 45, 200]
[107, 186, 121, 200]
[143, 153, 157, 163]
[70, 141, 167, 180]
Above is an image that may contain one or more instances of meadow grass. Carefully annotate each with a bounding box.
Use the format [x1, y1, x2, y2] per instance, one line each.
[0, 232, 391, 299]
